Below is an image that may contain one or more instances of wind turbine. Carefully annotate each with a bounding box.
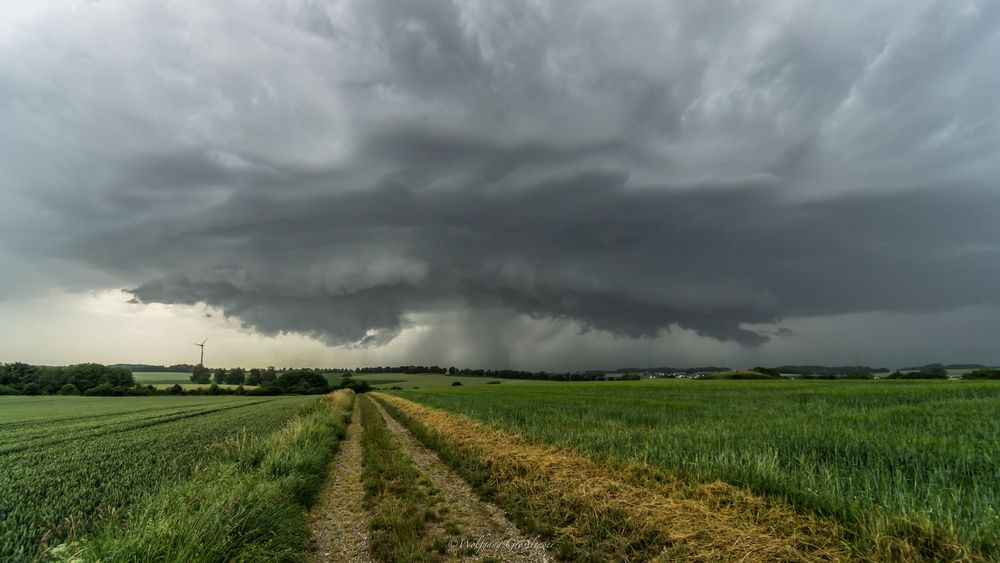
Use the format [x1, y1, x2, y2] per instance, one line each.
[194, 338, 207, 367]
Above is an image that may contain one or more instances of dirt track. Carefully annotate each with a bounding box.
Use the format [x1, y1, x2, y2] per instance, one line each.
[308, 401, 375, 563]
[370, 398, 556, 562]
[308, 396, 555, 562]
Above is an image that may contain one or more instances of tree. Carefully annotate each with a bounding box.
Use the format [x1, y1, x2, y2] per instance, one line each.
[213, 368, 228, 385]
[965, 368, 1000, 379]
[274, 369, 329, 394]
[260, 366, 277, 386]
[246, 368, 262, 386]
[191, 365, 211, 384]
[226, 367, 246, 385]
[169, 383, 184, 395]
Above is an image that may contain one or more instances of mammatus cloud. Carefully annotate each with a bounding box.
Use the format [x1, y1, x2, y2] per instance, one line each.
[2, 0, 999, 365]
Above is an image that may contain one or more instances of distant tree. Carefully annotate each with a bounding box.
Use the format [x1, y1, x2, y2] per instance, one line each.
[448, 366, 457, 375]
[842, 371, 874, 379]
[888, 369, 947, 380]
[58, 383, 79, 395]
[260, 366, 277, 386]
[275, 369, 329, 394]
[226, 367, 246, 385]
[213, 368, 228, 385]
[752, 367, 782, 377]
[169, 383, 184, 395]
[191, 365, 211, 384]
[963, 368, 1000, 380]
[337, 376, 373, 394]
[246, 368, 262, 386]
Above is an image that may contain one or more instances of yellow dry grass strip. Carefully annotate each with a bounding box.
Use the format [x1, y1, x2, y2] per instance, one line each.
[375, 393, 856, 562]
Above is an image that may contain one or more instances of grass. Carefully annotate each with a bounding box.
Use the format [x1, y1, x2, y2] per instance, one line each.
[69, 391, 354, 562]
[0, 395, 311, 560]
[359, 395, 446, 562]
[375, 392, 851, 562]
[391, 380, 1000, 560]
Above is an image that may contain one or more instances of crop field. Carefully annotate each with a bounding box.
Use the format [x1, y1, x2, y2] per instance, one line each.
[395, 379, 1000, 559]
[131, 371, 194, 385]
[0, 395, 311, 560]
[134, 371, 255, 390]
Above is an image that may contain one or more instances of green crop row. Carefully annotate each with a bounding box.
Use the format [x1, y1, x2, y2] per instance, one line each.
[0, 395, 311, 560]
[72, 391, 353, 562]
[396, 379, 1000, 560]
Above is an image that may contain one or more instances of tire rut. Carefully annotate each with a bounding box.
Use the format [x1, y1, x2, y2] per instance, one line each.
[308, 400, 375, 563]
[370, 398, 557, 562]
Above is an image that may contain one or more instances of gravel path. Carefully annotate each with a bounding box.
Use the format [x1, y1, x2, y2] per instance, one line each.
[371, 398, 557, 562]
[308, 401, 375, 563]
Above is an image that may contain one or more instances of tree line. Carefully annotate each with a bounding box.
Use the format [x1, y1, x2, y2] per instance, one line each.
[0, 363, 135, 396]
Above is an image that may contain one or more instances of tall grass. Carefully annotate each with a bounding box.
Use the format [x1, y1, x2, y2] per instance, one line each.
[396, 380, 1000, 560]
[65, 391, 353, 562]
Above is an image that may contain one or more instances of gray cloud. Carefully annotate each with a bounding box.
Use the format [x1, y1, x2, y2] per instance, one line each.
[2, 0, 1000, 366]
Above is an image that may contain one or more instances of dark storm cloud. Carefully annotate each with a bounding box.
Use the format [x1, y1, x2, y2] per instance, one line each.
[2, 0, 1000, 357]
[111, 176, 1000, 346]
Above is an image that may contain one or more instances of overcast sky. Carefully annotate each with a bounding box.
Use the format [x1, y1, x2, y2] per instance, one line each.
[1, 0, 999, 370]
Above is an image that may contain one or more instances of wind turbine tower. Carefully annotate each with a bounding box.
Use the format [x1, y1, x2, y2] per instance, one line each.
[194, 338, 207, 367]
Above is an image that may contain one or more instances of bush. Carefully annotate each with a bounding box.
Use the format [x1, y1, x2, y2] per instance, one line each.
[842, 371, 874, 379]
[887, 369, 948, 380]
[58, 383, 80, 395]
[451, 381, 463, 387]
[963, 368, 1000, 380]
[83, 384, 127, 396]
[246, 385, 282, 396]
[337, 377, 373, 394]
[274, 370, 329, 394]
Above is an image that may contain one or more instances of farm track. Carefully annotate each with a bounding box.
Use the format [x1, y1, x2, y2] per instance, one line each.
[308, 400, 375, 563]
[369, 398, 556, 562]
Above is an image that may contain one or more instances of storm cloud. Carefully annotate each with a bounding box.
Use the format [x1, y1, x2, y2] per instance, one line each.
[2, 0, 999, 366]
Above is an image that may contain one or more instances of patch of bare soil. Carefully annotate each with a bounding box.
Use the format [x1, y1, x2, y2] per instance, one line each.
[308, 401, 375, 563]
[371, 399, 557, 562]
